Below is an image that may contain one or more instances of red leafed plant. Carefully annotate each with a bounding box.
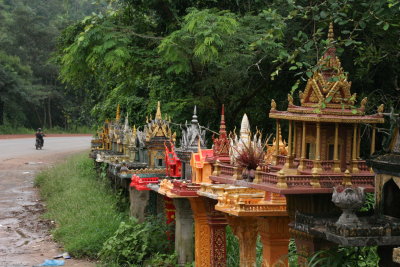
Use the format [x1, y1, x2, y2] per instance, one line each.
[233, 141, 265, 170]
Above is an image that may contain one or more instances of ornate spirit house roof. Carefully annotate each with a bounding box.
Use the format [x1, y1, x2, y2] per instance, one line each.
[144, 101, 175, 143]
[176, 106, 207, 167]
[210, 105, 231, 163]
[179, 106, 206, 151]
[270, 23, 384, 124]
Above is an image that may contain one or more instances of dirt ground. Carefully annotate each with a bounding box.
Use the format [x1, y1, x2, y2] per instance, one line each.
[0, 136, 96, 267]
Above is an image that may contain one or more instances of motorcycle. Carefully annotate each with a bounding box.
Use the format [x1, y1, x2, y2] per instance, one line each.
[35, 137, 44, 150]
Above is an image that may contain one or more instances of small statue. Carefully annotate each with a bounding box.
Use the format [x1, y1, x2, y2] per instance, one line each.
[360, 97, 368, 111]
[349, 93, 357, 105]
[299, 91, 304, 104]
[288, 94, 294, 106]
[377, 104, 384, 114]
[271, 99, 277, 111]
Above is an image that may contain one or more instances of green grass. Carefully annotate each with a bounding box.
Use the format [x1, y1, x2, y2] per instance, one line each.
[0, 124, 95, 134]
[35, 153, 126, 258]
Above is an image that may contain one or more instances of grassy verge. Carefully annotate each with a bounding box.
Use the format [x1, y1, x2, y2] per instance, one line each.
[35, 153, 126, 258]
[0, 125, 95, 134]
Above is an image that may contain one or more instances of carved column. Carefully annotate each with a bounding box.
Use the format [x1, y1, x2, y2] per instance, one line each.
[275, 120, 280, 165]
[351, 123, 359, 173]
[298, 122, 307, 171]
[208, 211, 227, 267]
[370, 124, 376, 155]
[227, 216, 258, 267]
[288, 120, 292, 156]
[258, 217, 290, 267]
[312, 122, 322, 173]
[173, 198, 194, 265]
[190, 197, 227, 267]
[357, 124, 361, 159]
[333, 123, 341, 172]
[129, 187, 149, 223]
[285, 120, 294, 168]
[189, 198, 211, 267]
[292, 121, 297, 158]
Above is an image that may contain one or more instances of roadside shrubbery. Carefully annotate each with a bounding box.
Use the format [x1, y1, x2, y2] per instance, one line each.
[35, 153, 125, 258]
[35, 153, 178, 266]
[99, 215, 176, 266]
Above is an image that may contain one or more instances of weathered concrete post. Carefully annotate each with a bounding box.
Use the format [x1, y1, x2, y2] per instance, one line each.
[129, 187, 149, 223]
[173, 198, 194, 265]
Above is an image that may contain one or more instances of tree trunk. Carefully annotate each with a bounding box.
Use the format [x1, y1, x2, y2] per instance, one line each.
[43, 100, 47, 128]
[48, 97, 52, 129]
[33, 106, 42, 127]
[0, 100, 4, 125]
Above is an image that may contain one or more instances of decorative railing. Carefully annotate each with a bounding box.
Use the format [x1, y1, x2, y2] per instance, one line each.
[219, 164, 235, 176]
[357, 161, 370, 172]
[285, 175, 313, 187]
[319, 175, 343, 187]
[237, 203, 286, 212]
[304, 159, 314, 170]
[258, 163, 270, 173]
[321, 160, 334, 172]
[211, 160, 375, 190]
[260, 172, 278, 184]
[277, 155, 286, 165]
[171, 180, 200, 196]
[350, 174, 375, 187]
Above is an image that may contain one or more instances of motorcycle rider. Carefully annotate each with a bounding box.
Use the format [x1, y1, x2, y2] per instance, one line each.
[35, 128, 45, 147]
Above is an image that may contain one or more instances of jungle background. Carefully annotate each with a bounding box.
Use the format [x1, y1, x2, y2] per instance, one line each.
[1, 0, 400, 145]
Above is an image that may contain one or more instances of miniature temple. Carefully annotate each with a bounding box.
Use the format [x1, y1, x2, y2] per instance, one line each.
[86, 30, 396, 265]
[176, 106, 206, 181]
[265, 23, 386, 260]
[206, 112, 290, 267]
[129, 101, 175, 221]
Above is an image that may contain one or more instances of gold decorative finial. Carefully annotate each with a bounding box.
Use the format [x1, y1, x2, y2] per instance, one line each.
[155, 101, 162, 120]
[271, 99, 277, 111]
[288, 94, 294, 106]
[115, 104, 121, 122]
[360, 97, 368, 111]
[349, 93, 357, 105]
[328, 22, 334, 43]
[299, 90, 304, 104]
[377, 104, 384, 114]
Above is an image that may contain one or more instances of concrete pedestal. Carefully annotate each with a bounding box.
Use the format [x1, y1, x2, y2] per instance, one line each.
[129, 187, 149, 223]
[173, 198, 194, 266]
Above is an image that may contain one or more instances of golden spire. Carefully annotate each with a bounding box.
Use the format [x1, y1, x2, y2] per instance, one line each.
[155, 101, 162, 120]
[115, 104, 121, 122]
[328, 22, 334, 43]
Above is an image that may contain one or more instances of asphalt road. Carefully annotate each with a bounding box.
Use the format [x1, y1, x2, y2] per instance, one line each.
[0, 136, 95, 267]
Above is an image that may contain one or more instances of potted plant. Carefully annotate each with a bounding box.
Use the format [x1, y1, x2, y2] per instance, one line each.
[233, 141, 265, 182]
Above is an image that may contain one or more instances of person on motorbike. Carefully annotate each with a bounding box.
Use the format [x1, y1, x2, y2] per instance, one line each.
[35, 128, 45, 148]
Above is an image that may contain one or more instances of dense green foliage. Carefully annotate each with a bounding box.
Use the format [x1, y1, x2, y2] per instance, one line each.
[35, 153, 125, 258]
[307, 246, 378, 267]
[55, 0, 400, 149]
[99, 215, 176, 266]
[0, 0, 105, 130]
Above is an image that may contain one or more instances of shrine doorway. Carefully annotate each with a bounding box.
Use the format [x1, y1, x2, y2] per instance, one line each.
[383, 179, 400, 219]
